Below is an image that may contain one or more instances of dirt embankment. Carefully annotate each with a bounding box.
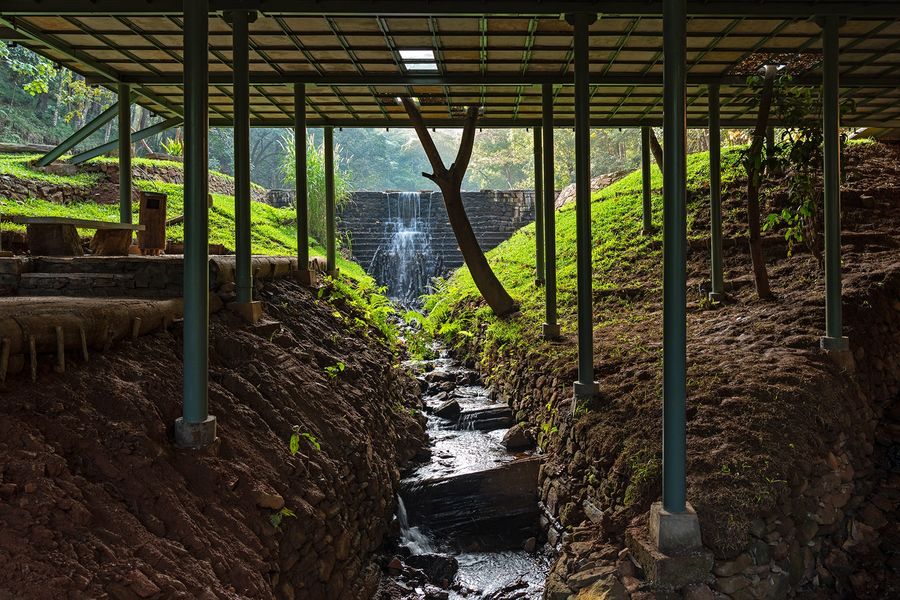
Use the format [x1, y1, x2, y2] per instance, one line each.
[457, 142, 900, 599]
[0, 279, 426, 599]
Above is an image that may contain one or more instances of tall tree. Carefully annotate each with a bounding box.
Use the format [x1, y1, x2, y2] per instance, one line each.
[742, 65, 777, 300]
[401, 98, 517, 316]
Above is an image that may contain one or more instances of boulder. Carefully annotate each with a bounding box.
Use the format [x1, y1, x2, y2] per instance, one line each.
[434, 399, 461, 421]
[404, 554, 458, 586]
[502, 424, 535, 450]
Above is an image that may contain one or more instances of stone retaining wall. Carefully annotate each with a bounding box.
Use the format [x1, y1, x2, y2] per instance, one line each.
[0, 255, 300, 299]
[338, 190, 536, 272]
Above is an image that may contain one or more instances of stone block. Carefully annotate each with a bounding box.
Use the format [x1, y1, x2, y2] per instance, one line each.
[626, 526, 713, 591]
[228, 301, 264, 324]
[649, 502, 703, 556]
[174, 415, 218, 449]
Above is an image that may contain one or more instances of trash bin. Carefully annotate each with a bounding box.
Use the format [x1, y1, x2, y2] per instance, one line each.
[138, 191, 167, 255]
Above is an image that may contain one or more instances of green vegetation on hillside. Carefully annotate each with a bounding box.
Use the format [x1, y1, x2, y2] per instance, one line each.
[425, 147, 746, 359]
[0, 153, 367, 276]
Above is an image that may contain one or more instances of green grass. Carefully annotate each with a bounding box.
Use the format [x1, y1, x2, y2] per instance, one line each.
[0, 153, 99, 186]
[425, 147, 747, 357]
[0, 153, 367, 282]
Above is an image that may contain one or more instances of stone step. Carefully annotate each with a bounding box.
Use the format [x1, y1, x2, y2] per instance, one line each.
[401, 456, 542, 535]
[457, 406, 514, 431]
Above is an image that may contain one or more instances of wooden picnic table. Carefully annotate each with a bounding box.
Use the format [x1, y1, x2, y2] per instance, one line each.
[10, 216, 145, 257]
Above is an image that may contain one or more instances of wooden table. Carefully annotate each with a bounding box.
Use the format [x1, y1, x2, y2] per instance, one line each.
[11, 216, 145, 256]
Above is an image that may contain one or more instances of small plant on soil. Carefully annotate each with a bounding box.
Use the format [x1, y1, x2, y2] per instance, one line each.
[269, 507, 296, 529]
[324, 361, 346, 379]
[290, 426, 322, 455]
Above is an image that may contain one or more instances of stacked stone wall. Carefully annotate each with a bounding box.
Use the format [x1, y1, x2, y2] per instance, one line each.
[337, 190, 535, 273]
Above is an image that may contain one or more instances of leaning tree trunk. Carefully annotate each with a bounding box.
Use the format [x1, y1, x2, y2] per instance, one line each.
[745, 65, 777, 300]
[401, 98, 517, 316]
[649, 127, 664, 177]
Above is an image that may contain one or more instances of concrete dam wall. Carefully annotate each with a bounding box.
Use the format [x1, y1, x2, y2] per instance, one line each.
[338, 190, 535, 302]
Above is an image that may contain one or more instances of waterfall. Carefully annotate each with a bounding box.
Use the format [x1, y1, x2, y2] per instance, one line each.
[369, 192, 439, 305]
[396, 495, 435, 554]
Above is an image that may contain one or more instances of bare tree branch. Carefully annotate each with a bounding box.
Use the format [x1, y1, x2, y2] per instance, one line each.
[400, 97, 447, 178]
[451, 105, 481, 183]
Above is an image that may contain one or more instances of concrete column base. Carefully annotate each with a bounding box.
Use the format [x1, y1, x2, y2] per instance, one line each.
[542, 322, 560, 340]
[626, 523, 713, 591]
[327, 268, 340, 278]
[228, 301, 263, 324]
[821, 336, 855, 372]
[820, 335, 849, 352]
[650, 501, 703, 556]
[708, 291, 725, 302]
[174, 415, 217, 449]
[294, 269, 318, 286]
[573, 380, 600, 400]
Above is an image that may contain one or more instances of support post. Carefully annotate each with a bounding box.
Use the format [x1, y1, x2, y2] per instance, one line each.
[567, 12, 599, 401]
[541, 84, 560, 340]
[651, 0, 702, 557]
[324, 126, 337, 276]
[295, 84, 313, 284]
[69, 117, 182, 165]
[708, 84, 724, 301]
[820, 16, 849, 353]
[641, 126, 653, 234]
[118, 83, 132, 224]
[36, 100, 124, 167]
[231, 9, 255, 310]
[175, 0, 216, 449]
[533, 126, 545, 286]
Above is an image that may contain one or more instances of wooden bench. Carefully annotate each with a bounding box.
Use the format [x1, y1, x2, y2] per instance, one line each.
[11, 216, 145, 257]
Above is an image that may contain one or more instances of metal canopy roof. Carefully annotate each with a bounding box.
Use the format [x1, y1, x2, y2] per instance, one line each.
[2, 1, 899, 128]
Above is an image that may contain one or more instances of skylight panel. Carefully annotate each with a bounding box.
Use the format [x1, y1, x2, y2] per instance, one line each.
[399, 49, 435, 61]
[399, 49, 438, 72]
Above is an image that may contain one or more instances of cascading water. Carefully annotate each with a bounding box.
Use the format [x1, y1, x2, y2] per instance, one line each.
[396, 495, 436, 555]
[369, 192, 441, 305]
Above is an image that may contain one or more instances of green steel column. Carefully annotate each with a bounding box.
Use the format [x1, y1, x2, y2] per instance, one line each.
[176, 0, 215, 447]
[118, 83, 132, 224]
[533, 126, 545, 286]
[324, 126, 337, 274]
[708, 84, 724, 301]
[232, 10, 253, 305]
[641, 126, 653, 234]
[541, 84, 559, 340]
[295, 84, 310, 276]
[567, 12, 599, 400]
[820, 16, 849, 352]
[36, 100, 123, 167]
[662, 0, 688, 513]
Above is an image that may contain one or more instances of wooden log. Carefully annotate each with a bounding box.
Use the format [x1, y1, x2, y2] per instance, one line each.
[26, 223, 83, 256]
[90, 228, 133, 256]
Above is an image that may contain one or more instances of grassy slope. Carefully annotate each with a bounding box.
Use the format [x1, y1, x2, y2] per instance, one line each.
[427, 147, 746, 363]
[0, 153, 367, 281]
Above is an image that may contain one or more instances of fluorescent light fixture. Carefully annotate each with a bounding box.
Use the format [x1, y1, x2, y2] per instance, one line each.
[399, 49, 435, 61]
[405, 62, 439, 71]
[399, 49, 438, 72]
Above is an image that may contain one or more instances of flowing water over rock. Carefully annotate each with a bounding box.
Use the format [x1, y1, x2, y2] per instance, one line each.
[368, 192, 444, 305]
[378, 349, 550, 599]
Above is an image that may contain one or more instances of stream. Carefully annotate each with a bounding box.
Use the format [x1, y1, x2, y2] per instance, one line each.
[379, 349, 550, 600]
